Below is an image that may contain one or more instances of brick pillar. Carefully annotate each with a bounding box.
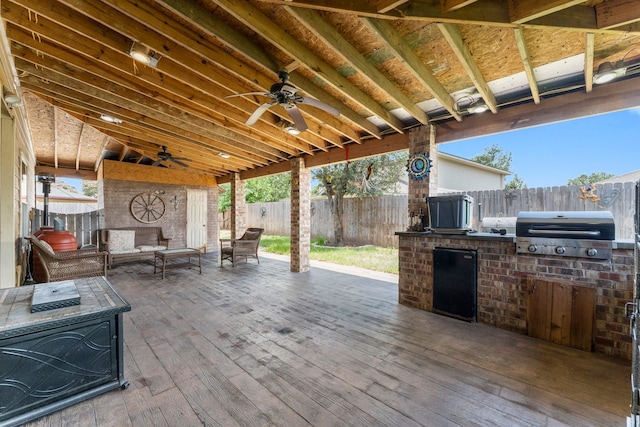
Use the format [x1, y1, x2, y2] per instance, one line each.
[407, 125, 434, 218]
[290, 157, 310, 273]
[230, 172, 246, 239]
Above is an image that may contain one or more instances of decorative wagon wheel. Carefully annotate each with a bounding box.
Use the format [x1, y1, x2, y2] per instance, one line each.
[130, 192, 166, 223]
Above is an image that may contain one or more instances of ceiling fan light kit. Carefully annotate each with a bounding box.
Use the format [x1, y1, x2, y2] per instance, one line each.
[227, 70, 340, 132]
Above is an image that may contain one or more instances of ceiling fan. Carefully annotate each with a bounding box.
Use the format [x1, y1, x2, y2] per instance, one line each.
[152, 146, 191, 167]
[226, 70, 340, 132]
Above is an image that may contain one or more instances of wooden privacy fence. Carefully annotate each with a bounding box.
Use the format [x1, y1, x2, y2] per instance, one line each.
[245, 182, 636, 247]
[32, 209, 104, 248]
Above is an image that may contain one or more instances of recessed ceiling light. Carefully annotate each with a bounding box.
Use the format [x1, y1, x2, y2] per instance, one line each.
[128, 42, 160, 67]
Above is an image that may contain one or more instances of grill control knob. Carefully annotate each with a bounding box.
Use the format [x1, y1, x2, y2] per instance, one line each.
[555, 246, 566, 255]
[586, 248, 598, 257]
[527, 244, 537, 253]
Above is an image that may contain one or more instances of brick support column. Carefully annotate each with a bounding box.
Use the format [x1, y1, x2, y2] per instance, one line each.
[290, 157, 310, 273]
[230, 172, 246, 239]
[407, 125, 435, 219]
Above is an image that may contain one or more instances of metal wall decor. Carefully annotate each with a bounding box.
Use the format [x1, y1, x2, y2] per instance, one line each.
[130, 192, 166, 223]
[406, 152, 431, 180]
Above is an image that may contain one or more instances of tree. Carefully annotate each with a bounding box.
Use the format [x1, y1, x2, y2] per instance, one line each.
[472, 144, 527, 189]
[311, 152, 408, 246]
[218, 174, 291, 212]
[471, 144, 512, 171]
[82, 181, 98, 198]
[567, 172, 614, 186]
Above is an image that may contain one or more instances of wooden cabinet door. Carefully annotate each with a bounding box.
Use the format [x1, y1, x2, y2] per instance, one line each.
[526, 277, 595, 351]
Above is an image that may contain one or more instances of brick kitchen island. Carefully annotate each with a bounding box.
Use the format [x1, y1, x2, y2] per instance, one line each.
[396, 231, 634, 360]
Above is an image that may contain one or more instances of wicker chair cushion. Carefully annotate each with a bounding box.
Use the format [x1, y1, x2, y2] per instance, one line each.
[136, 245, 167, 251]
[109, 229, 136, 252]
[39, 239, 55, 255]
[241, 230, 261, 240]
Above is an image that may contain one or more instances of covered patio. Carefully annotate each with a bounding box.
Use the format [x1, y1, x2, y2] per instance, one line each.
[25, 254, 629, 426]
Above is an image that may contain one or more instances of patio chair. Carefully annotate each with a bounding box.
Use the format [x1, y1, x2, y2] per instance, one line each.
[28, 236, 108, 283]
[220, 228, 264, 267]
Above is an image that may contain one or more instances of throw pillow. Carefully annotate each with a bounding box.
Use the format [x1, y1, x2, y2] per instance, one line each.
[109, 230, 136, 252]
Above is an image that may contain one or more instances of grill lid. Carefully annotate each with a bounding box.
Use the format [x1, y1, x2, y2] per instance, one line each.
[515, 211, 615, 240]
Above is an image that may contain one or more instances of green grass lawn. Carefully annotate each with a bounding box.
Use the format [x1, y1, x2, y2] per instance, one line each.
[259, 235, 399, 275]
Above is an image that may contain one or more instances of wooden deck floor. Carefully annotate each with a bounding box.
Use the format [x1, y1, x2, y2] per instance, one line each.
[26, 253, 630, 427]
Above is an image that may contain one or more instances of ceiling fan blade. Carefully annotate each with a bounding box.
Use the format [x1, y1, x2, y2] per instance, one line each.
[225, 92, 269, 98]
[171, 159, 190, 167]
[296, 96, 340, 117]
[246, 101, 276, 126]
[172, 157, 190, 161]
[284, 104, 308, 131]
[152, 159, 162, 166]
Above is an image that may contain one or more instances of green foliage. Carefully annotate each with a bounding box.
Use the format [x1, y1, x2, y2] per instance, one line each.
[505, 174, 527, 190]
[82, 181, 98, 198]
[218, 174, 291, 212]
[311, 152, 408, 246]
[471, 144, 512, 171]
[259, 235, 399, 274]
[567, 172, 614, 186]
[311, 152, 408, 199]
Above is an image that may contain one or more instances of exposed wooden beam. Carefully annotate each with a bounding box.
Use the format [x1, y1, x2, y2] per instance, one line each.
[286, 6, 429, 125]
[376, 0, 410, 13]
[154, 0, 376, 140]
[76, 122, 85, 170]
[361, 17, 462, 121]
[508, 0, 586, 24]
[211, 0, 406, 133]
[35, 165, 98, 180]
[513, 27, 540, 104]
[595, 0, 640, 29]
[584, 33, 595, 93]
[434, 76, 640, 143]
[257, 0, 640, 33]
[94, 135, 108, 172]
[441, 0, 479, 12]
[437, 23, 498, 114]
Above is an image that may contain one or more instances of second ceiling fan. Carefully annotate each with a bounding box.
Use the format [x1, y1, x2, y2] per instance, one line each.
[227, 71, 340, 132]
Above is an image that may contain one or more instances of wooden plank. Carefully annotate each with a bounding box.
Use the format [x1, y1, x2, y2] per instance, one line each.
[526, 277, 552, 340]
[571, 285, 596, 351]
[550, 280, 573, 346]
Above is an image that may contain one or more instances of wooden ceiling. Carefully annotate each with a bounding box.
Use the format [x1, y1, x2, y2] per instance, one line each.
[2, 0, 640, 182]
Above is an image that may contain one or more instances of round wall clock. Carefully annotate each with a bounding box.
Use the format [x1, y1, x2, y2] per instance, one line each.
[406, 152, 431, 180]
[130, 192, 166, 223]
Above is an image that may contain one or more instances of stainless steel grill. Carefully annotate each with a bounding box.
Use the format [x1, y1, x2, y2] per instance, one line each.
[515, 211, 615, 260]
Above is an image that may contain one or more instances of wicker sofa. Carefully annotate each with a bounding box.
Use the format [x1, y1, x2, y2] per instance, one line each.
[99, 227, 171, 267]
[28, 236, 108, 283]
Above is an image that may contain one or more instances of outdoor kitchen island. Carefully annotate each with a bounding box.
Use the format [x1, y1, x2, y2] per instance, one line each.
[396, 230, 634, 360]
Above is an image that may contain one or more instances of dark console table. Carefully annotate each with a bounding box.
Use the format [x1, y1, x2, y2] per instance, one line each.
[0, 277, 131, 427]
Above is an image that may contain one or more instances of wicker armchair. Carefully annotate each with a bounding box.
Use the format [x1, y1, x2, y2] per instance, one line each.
[220, 228, 264, 267]
[28, 236, 108, 283]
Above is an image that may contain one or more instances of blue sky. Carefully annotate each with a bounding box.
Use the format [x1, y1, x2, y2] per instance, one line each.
[60, 108, 640, 192]
[439, 108, 640, 188]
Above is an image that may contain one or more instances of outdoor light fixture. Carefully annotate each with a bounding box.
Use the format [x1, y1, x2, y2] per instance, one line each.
[100, 114, 122, 124]
[467, 99, 489, 114]
[128, 42, 161, 67]
[3, 91, 21, 108]
[285, 125, 301, 135]
[219, 152, 230, 159]
[593, 61, 626, 85]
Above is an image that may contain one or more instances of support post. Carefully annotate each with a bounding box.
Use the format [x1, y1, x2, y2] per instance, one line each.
[290, 157, 310, 273]
[230, 172, 246, 239]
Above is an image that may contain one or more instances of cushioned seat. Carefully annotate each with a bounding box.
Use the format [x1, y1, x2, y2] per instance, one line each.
[28, 236, 108, 283]
[220, 228, 264, 267]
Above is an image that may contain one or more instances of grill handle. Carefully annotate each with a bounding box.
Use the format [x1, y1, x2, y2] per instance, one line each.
[527, 229, 601, 237]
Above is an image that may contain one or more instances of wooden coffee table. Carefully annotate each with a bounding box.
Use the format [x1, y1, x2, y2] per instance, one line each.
[154, 248, 202, 279]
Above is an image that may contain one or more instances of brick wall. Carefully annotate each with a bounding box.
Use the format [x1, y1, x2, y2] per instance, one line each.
[102, 179, 219, 252]
[398, 233, 633, 360]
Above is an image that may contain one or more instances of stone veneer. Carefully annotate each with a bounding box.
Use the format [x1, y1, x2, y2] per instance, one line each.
[397, 232, 634, 360]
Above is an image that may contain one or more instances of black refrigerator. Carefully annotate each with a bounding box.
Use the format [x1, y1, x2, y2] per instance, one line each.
[433, 248, 477, 322]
